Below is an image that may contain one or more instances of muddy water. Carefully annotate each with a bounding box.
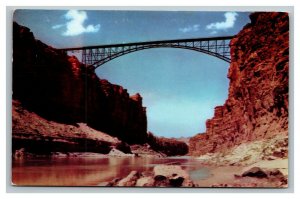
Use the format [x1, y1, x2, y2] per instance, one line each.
[12, 156, 210, 186]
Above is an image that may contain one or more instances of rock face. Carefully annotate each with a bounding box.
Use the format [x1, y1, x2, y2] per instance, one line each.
[13, 22, 147, 144]
[189, 12, 289, 156]
[12, 100, 131, 155]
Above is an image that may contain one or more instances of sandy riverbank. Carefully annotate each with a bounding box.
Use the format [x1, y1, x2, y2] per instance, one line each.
[194, 158, 288, 187]
[192, 135, 288, 187]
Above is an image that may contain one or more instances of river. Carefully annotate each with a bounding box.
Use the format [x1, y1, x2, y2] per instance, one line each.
[12, 155, 211, 186]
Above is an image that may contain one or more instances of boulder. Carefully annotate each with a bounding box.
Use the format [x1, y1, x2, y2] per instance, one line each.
[241, 167, 268, 178]
[104, 165, 195, 187]
[153, 165, 190, 187]
[136, 176, 155, 187]
[153, 165, 189, 179]
[108, 148, 134, 157]
[116, 171, 140, 186]
[14, 148, 26, 159]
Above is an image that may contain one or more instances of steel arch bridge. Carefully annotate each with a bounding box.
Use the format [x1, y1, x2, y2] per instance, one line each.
[59, 36, 234, 69]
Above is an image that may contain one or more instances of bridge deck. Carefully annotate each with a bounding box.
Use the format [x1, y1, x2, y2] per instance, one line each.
[59, 35, 234, 67]
[59, 36, 234, 51]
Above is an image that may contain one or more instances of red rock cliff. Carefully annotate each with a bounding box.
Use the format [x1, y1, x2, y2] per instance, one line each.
[13, 22, 147, 144]
[189, 12, 289, 156]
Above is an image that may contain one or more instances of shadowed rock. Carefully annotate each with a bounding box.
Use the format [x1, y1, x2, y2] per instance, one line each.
[242, 167, 268, 178]
[13, 22, 148, 145]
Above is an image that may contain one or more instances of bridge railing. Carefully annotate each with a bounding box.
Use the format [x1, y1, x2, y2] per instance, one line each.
[59, 36, 234, 68]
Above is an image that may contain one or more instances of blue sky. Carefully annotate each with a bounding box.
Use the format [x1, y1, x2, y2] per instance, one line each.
[14, 10, 251, 138]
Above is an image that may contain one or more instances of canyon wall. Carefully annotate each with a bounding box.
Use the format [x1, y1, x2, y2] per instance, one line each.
[13, 22, 148, 144]
[189, 12, 289, 156]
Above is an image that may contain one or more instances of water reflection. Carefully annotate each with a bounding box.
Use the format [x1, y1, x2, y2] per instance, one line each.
[12, 156, 209, 186]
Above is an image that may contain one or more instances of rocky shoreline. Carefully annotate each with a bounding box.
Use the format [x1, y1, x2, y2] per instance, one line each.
[96, 162, 287, 188]
[98, 165, 195, 187]
[13, 132, 288, 188]
[94, 134, 288, 187]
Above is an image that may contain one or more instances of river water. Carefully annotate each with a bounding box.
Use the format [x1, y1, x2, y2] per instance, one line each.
[12, 156, 211, 186]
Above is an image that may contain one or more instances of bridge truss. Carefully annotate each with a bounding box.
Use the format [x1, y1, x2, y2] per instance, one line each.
[60, 36, 234, 69]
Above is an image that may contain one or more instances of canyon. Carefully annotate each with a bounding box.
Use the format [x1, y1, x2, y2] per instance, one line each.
[12, 11, 289, 188]
[12, 21, 188, 157]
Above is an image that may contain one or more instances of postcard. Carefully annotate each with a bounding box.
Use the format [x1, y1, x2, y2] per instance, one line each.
[12, 9, 289, 187]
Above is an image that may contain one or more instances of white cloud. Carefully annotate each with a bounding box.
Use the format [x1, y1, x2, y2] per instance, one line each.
[52, 24, 64, 29]
[206, 12, 238, 31]
[52, 10, 100, 36]
[179, 24, 200, 33]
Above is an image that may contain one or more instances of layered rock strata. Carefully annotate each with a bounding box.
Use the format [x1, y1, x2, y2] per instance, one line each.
[189, 12, 289, 155]
[13, 22, 147, 145]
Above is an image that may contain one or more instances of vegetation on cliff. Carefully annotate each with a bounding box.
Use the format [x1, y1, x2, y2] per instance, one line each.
[147, 132, 188, 156]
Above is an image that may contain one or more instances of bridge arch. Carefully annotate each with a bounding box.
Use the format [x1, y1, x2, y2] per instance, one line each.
[60, 36, 234, 69]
